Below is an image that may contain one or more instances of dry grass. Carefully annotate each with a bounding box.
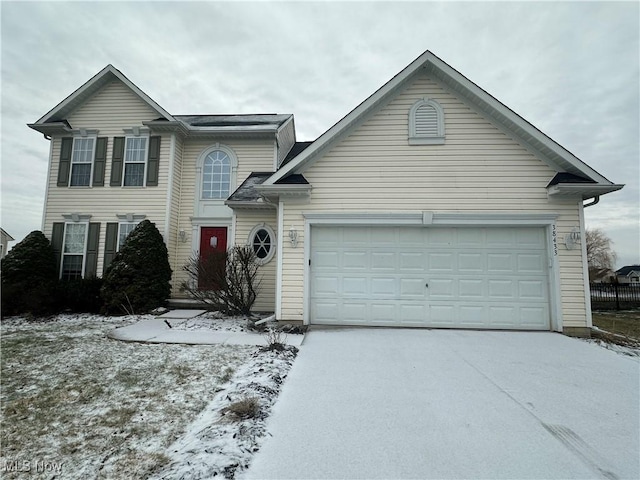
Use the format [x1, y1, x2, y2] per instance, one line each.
[0, 315, 253, 479]
[222, 396, 261, 420]
[592, 310, 640, 341]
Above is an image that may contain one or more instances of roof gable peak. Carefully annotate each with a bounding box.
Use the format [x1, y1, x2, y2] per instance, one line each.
[33, 64, 174, 126]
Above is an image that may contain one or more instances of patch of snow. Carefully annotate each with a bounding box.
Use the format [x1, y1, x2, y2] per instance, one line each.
[153, 346, 298, 480]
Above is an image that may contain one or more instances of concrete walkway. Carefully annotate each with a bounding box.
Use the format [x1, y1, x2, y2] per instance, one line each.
[107, 310, 304, 347]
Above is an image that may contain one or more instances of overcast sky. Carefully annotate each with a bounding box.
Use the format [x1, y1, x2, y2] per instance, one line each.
[1, 1, 638, 268]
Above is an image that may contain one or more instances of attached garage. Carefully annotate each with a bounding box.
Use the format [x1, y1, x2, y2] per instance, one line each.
[310, 225, 551, 330]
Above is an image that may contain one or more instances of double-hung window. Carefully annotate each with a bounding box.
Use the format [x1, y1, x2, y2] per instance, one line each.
[117, 222, 138, 250]
[123, 137, 148, 186]
[61, 223, 88, 280]
[70, 137, 95, 186]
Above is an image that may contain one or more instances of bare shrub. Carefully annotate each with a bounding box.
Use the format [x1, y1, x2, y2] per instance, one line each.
[262, 328, 287, 352]
[181, 246, 261, 316]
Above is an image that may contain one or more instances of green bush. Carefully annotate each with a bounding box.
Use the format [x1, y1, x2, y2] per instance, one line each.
[1, 230, 59, 317]
[57, 277, 104, 313]
[101, 220, 172, 315]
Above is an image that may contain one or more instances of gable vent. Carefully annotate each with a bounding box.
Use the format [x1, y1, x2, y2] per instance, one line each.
[415, 105, 439, 136]
[409, 98, 445, 145]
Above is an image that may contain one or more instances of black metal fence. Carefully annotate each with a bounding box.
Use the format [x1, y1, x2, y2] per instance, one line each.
[590, 283, 640, 310]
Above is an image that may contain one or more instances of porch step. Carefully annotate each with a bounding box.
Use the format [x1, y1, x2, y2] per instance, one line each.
[168, 298, 212, 310]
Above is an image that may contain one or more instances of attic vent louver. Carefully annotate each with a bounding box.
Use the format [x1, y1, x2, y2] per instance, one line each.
[409, 98, 445, 145]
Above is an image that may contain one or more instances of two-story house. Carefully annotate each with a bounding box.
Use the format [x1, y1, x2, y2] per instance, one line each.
[29, 51, 622, 336]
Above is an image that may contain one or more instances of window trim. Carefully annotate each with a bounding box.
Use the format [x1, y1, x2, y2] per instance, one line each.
[60, 221, 88, 280]
[122, 135, 149, 187]
[196, 144, 238, 202]
[117, 221, 139, 251]
[408, 97, 445, 145]
[69, 135, 97, 187]
[247, 223, 276, 265]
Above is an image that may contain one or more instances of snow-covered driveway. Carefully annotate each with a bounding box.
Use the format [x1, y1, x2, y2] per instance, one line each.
[244, 329, 639, 479]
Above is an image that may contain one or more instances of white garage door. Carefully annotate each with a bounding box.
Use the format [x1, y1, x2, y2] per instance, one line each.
[310, 226, 550, 330]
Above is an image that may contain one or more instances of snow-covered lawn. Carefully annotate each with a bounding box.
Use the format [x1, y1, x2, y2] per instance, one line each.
[1, 314, 297, 479]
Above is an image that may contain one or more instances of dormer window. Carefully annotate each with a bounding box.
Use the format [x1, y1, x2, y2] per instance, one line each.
[408, 98, 445, 145]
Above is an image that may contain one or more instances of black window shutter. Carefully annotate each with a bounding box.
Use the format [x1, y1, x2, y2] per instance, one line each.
[146, 136, 161, 187]
[51, 223, 65, 276]
[57, 138, 73, 186]
[103, 222, 118, 271]
[84, 223, 100, 278]
[110, 137, 125, 186]
[93, 137, 108, 187]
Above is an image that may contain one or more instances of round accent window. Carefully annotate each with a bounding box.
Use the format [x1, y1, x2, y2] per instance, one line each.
[248, 224, 276, 264]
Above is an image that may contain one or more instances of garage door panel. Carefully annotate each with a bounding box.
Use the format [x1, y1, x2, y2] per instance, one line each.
[429, 229, 455, 246]
[519, 280, 545, 299]
[459, 305, 486, 325]
[371, 277, 396, 296]
[343, 277, 367, 296]
[458, 229, 485, 248]
[343, 303, 368, 323]
[488, 253, 513, 272]
[400, 252, 425, 271]
[313, 276, 339, 295]
[371, 303, 397, 323]
[371, 252, 396, 270]
[429, 252, 455, 271]
[314, 251, 339, 270]
[517, 254, 545, 273]
[343, 251, 367, 270]
[399, 304, 425, 324]
[521, 307, 549, 327]
[517, 228, 546, 247]
[459, 279, 484, 298]
[310, 226, 550, 330]
[430, 278, 456, 297]
[400, 278, 426, 297]
[458, 253, 484, 272]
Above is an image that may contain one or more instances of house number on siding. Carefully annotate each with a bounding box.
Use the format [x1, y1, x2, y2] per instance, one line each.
[552, 225, 558, 256]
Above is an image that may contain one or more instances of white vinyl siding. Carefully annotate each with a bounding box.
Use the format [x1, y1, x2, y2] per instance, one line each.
[43, 80, 170, 278]
[278, 72, 588, 328]
[171, 138, 275, 296]
[232, 211, 277, 312]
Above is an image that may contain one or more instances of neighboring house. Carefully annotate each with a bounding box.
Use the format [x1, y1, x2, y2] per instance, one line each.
[615, 265, 640, 284]
[29, 51, 623, 336]
[0, 228, 14, 259]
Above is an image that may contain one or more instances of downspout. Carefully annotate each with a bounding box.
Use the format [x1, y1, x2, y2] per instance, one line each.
[41, 136, 54, 231]
[275, 199, 284, 320]
[580, 195, 599, 331]
[583, 196, 599, 208]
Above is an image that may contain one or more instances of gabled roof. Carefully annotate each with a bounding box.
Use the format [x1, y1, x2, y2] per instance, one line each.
[30, 65, 174, 128]
[0, 228, 14, 241]
[616, 265, 640, 276]
[265, 50, 622, 199]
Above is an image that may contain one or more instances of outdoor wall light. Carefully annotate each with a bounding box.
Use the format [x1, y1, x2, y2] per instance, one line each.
[565, 227, 581, 250]
[289, 226, 298, 248]
[179, 230, 187, 243]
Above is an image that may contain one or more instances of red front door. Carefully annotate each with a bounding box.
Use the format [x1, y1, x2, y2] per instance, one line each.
[199, 227, 227, 289]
